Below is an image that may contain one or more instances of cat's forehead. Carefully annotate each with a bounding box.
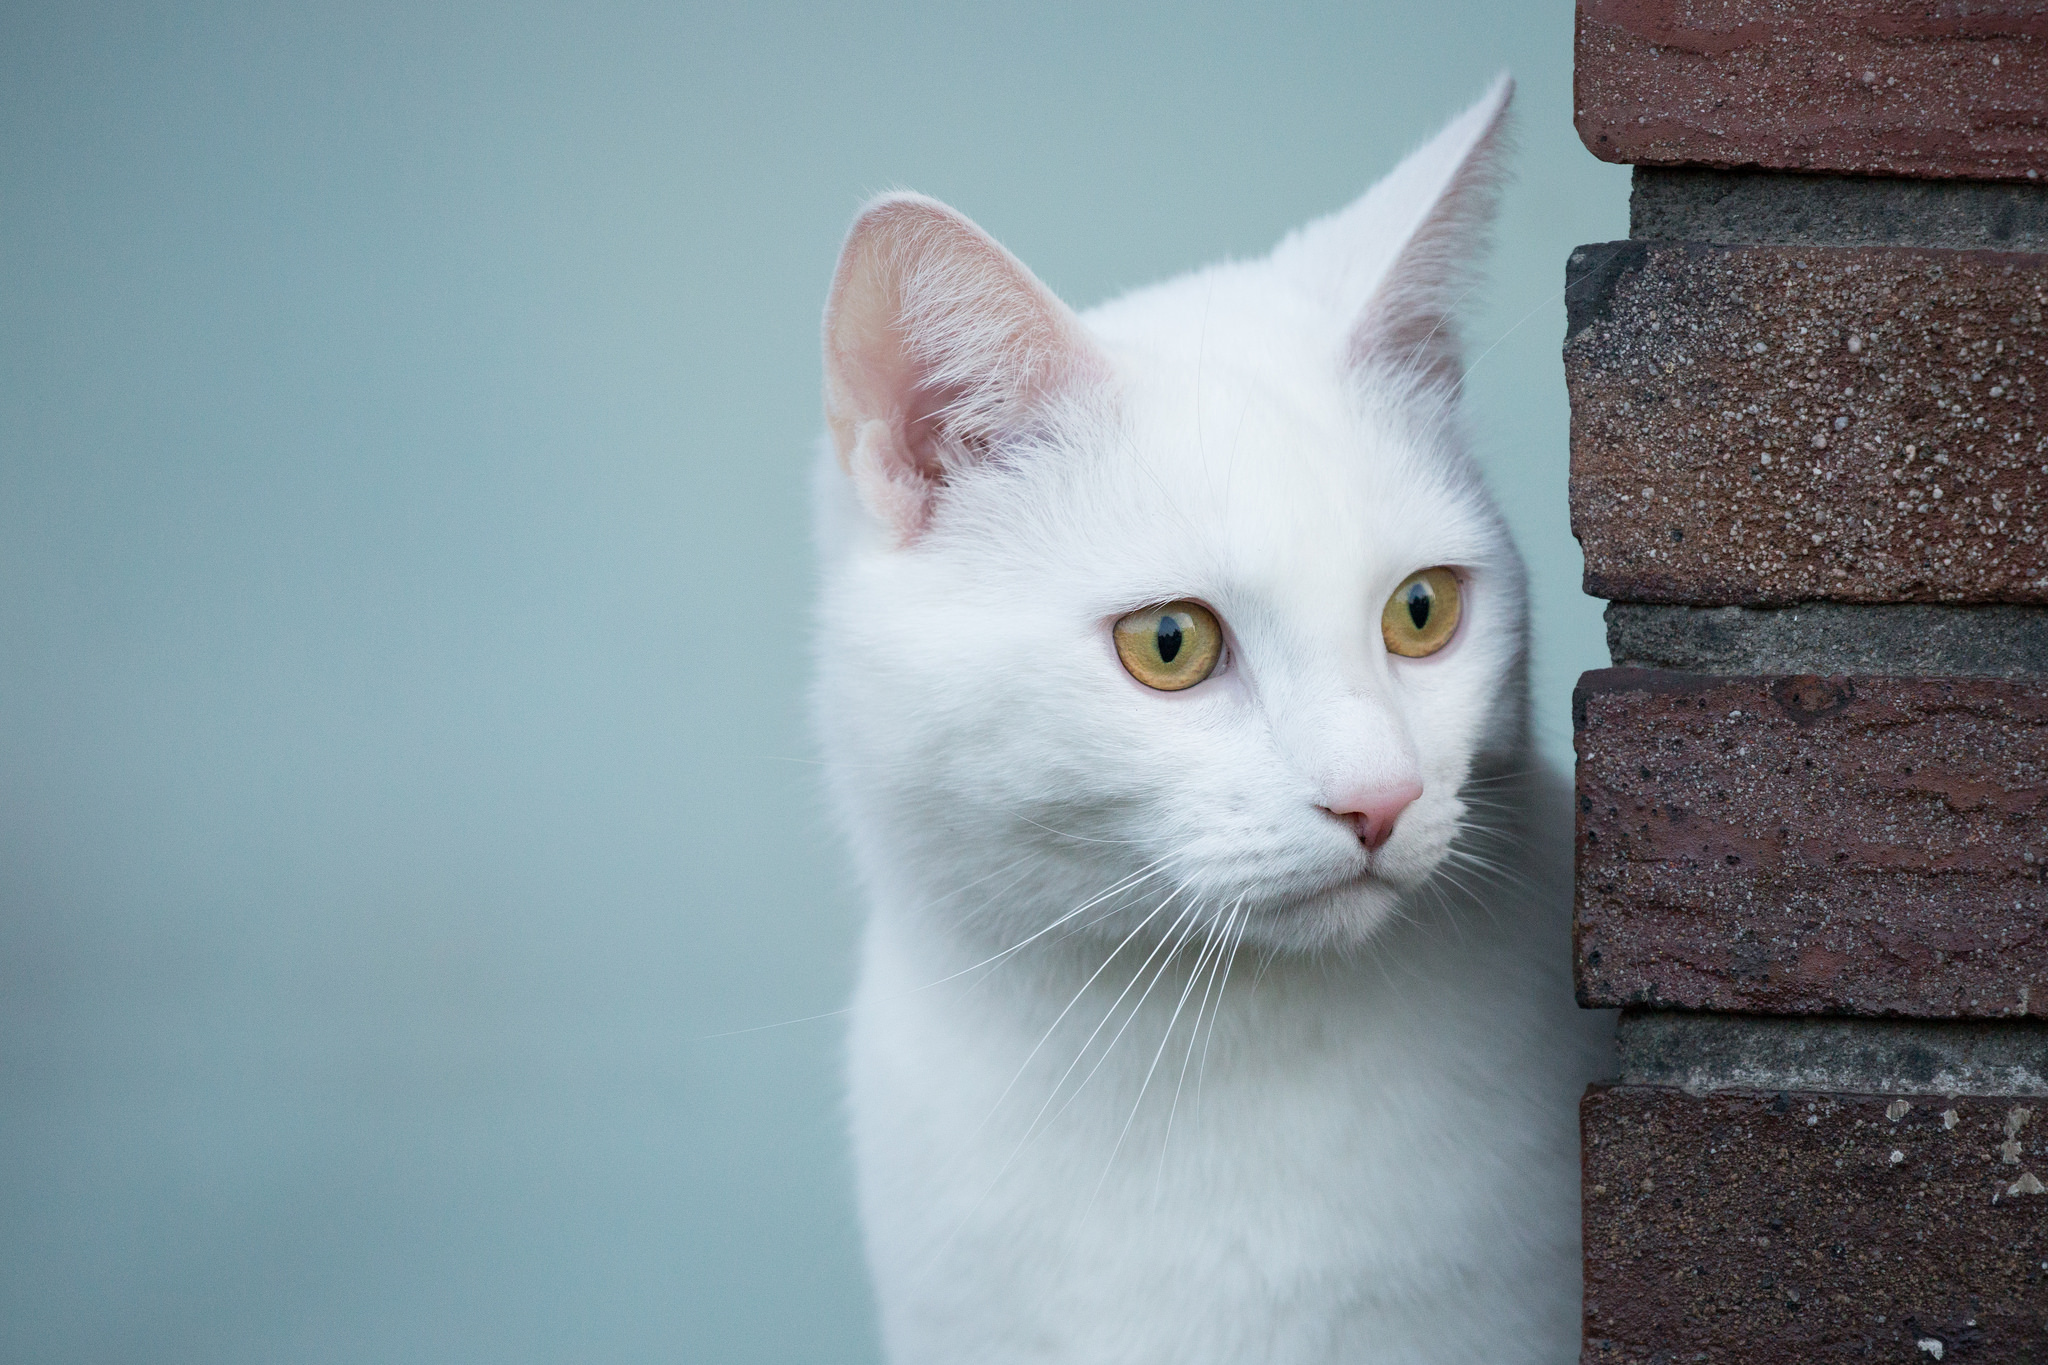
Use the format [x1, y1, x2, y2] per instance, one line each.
[1058, 274, 1496, 598]
[1083, 261, 1343, 393]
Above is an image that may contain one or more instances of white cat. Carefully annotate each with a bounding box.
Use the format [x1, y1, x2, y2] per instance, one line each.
[812, 77, 1612, 1364]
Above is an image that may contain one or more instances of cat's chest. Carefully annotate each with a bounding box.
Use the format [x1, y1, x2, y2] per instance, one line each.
[853, 930, 1525, 1245]
[847, 905, 1588, 1364]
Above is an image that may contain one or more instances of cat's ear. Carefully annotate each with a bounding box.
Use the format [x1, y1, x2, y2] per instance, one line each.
[1272, 76, 1512, 400]
[822, 193, 1106, 543]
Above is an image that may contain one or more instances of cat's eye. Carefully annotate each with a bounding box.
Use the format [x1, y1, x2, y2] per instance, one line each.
[1381, 568, 1462, 658]
[1114, 600, 1223, 691]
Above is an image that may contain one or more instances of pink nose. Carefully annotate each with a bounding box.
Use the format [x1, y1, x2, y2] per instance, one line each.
[1324, 781, 1422, 852]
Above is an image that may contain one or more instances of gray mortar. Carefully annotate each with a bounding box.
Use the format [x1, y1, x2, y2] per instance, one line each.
[1618, 1010, 2048, 1097]
[1605, 603, 2048, 677]
[1630, 167, 2048, 252]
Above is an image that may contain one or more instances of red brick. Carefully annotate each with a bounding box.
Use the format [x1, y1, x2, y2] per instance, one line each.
[1567, 241, 2048, 606]
[1574, 669, 2048, 1017]
[1583, 1084, 2048, 1364]
[1575, 0, 2048, 182]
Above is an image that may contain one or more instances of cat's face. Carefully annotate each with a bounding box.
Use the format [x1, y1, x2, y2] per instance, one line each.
[816, 82, 1526, 954]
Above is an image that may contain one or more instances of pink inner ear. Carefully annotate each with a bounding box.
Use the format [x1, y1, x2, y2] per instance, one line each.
[822, 193, 1103, 543]
[1266, 78, 1511, 406]
[1346, 82, 1510, 400]
[1349, 299, 1465, 400]
[837, 313, 957, 487]
[903, 371, 983, 479]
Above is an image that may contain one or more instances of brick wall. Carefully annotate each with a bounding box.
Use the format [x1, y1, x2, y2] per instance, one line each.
[1566, 4, 2048, 1360]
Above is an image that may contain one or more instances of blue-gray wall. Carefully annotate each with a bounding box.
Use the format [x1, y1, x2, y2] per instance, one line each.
[0, 4, 1626, 1360]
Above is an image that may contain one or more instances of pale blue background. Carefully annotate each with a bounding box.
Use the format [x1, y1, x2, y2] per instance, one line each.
[0, 4, 1627, 1360]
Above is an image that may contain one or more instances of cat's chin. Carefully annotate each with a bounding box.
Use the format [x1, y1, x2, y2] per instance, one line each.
[1236, 862, 1430, 954]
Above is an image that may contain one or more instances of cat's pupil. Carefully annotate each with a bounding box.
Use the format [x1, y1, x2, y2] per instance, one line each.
[1156, 615, 1184, 663]
[1406, 584, 1431, 631]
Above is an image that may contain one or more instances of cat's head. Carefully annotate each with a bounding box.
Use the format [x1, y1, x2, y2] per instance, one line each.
[815, 80, 1528, 954]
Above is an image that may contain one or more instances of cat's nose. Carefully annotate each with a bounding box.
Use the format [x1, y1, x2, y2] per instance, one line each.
[1322, 780, 1422, 852]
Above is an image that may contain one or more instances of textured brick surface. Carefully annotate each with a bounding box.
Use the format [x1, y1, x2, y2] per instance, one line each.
[1575, 0, 2048, 182]
[1574, 669, 2048, 1017]
[1583, 1084, 2048, 1364]
[1567, 241, 2048, 606]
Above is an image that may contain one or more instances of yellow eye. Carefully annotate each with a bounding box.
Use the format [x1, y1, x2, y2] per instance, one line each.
[1381, 567, 1462, 658]
[1113, 600, 1223, 691]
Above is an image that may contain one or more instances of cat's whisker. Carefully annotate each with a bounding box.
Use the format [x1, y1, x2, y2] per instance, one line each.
[1456, 777, 1539, 801]
[926, 856, 1176, 992]
[1441, 845, 1541, 899]
[1411, 873, 1456, 931]
[1460, 765, 1542, 786]
[691, 851, 1055, 1040]
[929, 890, 1210, 1270]
[1465, 239, 1640, 382]
[1432, 854, 1532, 934]
[1244, 936, 1277, 1005]
[1359, 912, 1418, 1001]
[923, 850, 1046, 920]
[1443, 839, 1530, 873]
[1455, 783, 1543, 810]
[1418, 868, 1488, 939]
[1390, 239, 1637, 449]
[1435, 844, 1520, 894]
[691, 1005, 855, 1042]
[1406, 872, 1472, 944]
[1036, 889, 1212, 1142]
[999, 807, 1152, 846]
[1193, 897, 1252, 1132]
[1047, 902, 1143, 951]
[1454, 798, 1539, 821]
[1070, 898, 1225, 1222]
[1449, 808, 1541, 848]
[923, 881, 1200, 1279]
[1096, 898, 1239, 1212]
[1449, 839, 1541, 884]
[968, 874, 1194, 1151]
[1160, 894, 1244, 1193]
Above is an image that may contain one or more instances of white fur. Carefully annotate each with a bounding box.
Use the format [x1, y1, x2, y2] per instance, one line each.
[813, 77, 1614, 1364]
